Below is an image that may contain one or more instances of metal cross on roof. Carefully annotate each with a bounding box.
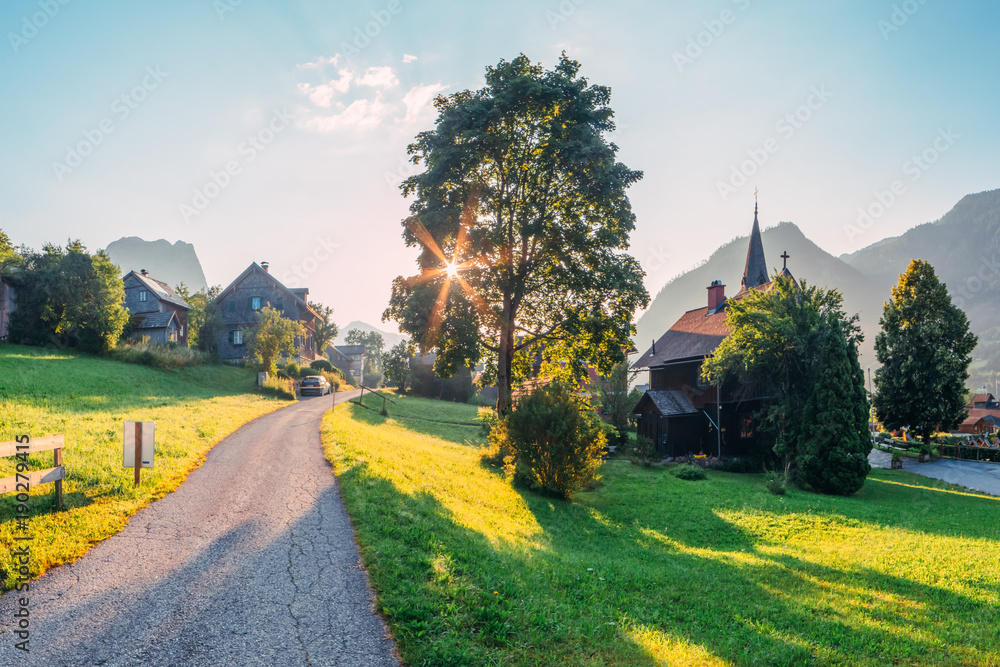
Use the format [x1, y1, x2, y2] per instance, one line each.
[781, 250, 790, 270]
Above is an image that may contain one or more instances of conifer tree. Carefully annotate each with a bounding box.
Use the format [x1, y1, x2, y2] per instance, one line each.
[874, 260, 977, 449]
[796, 315, 872, 495]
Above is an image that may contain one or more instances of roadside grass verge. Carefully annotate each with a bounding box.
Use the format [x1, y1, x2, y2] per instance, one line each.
[322, 394, 1000, 666]
[0, 343, 292, 588]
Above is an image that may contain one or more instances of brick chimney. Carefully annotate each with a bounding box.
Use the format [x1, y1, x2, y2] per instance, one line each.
[707, 280, 726, 311]
[261, 261, 269, 273]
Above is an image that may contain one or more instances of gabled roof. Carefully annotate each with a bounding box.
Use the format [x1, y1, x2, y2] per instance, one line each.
[961, 408, 1000, 426]
[971, 393, 995, 405]
[216, 263, 320, 320]
[632, 306, 730, 369]
[333, 344, 366, 356]
[633, 389, 699, 417]
[134, 311, 178, 329]
[125, 271, 190, 310]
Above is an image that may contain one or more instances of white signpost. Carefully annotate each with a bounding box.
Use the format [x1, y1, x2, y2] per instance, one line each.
[123, 421, 155, 486]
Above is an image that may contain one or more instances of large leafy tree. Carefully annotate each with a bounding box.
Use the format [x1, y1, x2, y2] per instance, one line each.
[382, 340, 413, 391]
[703, 275, 872, 493]
[246, 305, 304, 375]
[8, 241, 128, 353]
[345, 328, 385, 382]
[384, 53, 648, 414]
[309, 301, 339, 355]
[176, 284, 223, 353]
[874, 259, 977, 448]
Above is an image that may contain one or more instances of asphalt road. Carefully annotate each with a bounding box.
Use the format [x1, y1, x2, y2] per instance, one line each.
[869, 448, 1000, 496]
[0, 389, 400, 666]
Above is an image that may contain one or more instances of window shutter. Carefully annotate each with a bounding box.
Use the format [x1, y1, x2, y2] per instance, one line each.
[228, 330, 234, 345]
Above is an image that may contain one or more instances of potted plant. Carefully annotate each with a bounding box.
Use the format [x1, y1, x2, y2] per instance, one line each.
[891, 451, 903, 470]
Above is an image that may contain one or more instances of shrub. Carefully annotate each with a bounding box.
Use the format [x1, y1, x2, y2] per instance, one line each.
[261, 376, 296, 400]
[503, 379, 606, 499]
[481, 415, 512, 467]
[764, 469, 787, 495]
[476, 406, 500, 436]
[286, 361, 301, 378]
[310, 358, 334, 373]
[107, 341, 213, 370]
[619, 434, 657, 466]
[670, 464, 707, 481]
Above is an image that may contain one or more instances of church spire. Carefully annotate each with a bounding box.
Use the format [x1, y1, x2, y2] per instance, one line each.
[740, 202, 768, 291]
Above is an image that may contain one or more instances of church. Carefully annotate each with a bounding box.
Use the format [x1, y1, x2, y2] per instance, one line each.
[631, 205, 794, 458]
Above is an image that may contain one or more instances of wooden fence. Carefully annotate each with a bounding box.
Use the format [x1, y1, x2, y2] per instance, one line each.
[0, 435, 65, 509]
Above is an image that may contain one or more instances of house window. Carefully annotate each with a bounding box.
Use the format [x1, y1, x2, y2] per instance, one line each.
[740, 416, 754, 439]
[276, 297, 283, 310]
[231, 330, 244, 346]
[229, 299, 236, 313]
[138, 290, 148, 302]
[251, 297, 262, 311]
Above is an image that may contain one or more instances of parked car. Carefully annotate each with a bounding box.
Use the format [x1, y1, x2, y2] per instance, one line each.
[299, 375, 331, 396]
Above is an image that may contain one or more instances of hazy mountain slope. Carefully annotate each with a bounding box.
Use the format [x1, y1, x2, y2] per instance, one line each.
[105, 237, 208, 292]
[635, 221, 885, 370]
[335, 320, 407, 348]
[841, 188, 1000, 387]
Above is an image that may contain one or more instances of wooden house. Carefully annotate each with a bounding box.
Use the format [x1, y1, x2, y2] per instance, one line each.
[123, 270, 191, 346]
[328, 344, 366, 380]
[216, 261, 322, 365]
[631, 205, 793, 458]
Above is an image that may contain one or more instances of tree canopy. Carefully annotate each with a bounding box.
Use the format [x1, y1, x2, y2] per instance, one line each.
[246, 305, 304, 375]
[874, 259, 977, 446]
[702, 275, 871, 494]
[384, 53, 648, 413]
[310, 301, 339, 355]
[8, 240, 128, 353]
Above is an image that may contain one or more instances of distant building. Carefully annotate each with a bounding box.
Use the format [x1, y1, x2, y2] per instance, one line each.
[631, 204, 794, 458]
[958, 393, 1000, 434]
[0, 277, 15, 341]
[216, 261, 321, 365]
[123, 270, 191, 346]
[970, 393, 999, 410]
[328, 344, 366, 380]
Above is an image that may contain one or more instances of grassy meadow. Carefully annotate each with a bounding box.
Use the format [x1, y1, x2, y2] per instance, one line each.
[323, 393, 1000, 666]
[0, 343, 292, 587]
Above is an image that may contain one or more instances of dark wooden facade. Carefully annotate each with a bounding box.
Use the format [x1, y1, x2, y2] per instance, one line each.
[216, 262, 321, 365]
[123, 270, 190, 346]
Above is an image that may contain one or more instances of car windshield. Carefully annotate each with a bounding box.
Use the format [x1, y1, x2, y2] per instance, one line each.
[301, 378, 320, 385]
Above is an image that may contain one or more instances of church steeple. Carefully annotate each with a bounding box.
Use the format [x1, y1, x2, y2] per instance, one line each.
[740, 202, 768, 290]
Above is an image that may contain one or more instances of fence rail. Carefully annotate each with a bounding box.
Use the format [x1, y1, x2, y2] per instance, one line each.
[0, 434, 65, 508]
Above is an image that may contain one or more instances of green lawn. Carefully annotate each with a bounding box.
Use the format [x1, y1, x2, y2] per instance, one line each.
[322, 393, 1000, 666]
[0, 343, 291, 588]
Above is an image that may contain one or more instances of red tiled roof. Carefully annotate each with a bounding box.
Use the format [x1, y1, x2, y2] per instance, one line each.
[961, 408, 1000, 426]
[971, 393, 994, 404]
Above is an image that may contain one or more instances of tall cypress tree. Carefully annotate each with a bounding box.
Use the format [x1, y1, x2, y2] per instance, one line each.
[874, 260, 977, 449]
[797, 315, 872, 495]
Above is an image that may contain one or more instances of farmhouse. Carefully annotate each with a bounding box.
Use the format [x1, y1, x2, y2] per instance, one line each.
[216, 261, 322, 365]
[632, 205, 794, 458]
[122, 269, 191, 346]
[0, 276, 15, 341]
[328, 344, 366, 381]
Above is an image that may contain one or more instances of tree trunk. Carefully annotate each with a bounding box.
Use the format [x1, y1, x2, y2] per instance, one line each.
[496, 301, 514, 415]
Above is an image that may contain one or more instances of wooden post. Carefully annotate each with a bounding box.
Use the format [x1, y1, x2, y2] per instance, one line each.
[54, 445, 63, 509]
[134, 421, 142, 486]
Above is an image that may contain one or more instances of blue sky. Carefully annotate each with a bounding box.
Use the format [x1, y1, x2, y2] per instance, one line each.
[2, 0, 998, 328]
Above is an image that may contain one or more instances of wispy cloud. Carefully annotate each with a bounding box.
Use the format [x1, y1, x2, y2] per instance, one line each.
[304, 97, 393, 133]
[402, 53, 417, 64]
[357, 66, 399, 89]
[402, 83, 448, 123]
[297, 69, 353, 107]
[297, 55, 340, 70]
